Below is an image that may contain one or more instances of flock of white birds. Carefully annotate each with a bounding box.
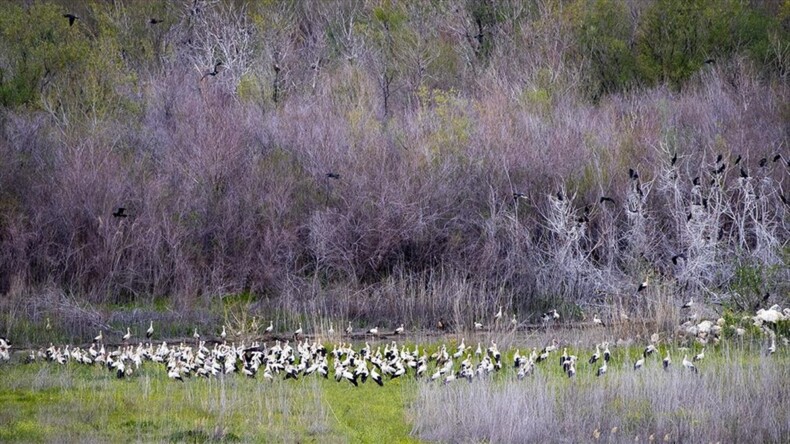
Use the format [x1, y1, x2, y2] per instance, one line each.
[0, 303, 785, 385]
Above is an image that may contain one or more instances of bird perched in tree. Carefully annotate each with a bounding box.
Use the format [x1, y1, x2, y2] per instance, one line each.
[637, 277, 649, 293]
[201, 62, 224, 80]
[671, 253, 686, 265]
[63, 13, 78, 26]
[758, 157, 767, 167]
[149, 18, 163, 24]
[599, 196, 615, 205]
[112, 207, 128, 218]
[513, 192, 527, 200]
[671, 152, 677, 166]
[326, 172, 341, 179]
[681, 298, 694, 309]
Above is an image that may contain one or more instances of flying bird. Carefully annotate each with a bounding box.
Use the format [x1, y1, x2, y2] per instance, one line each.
[63, 14, 78, 26]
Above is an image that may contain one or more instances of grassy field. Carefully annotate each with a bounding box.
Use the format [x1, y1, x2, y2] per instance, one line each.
[0, 337, 787, 443]
[0, 361, 418, 443]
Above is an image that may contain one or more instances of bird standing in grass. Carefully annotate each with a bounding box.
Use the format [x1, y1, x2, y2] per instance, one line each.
[122, 327, 132, 342]
[693, 348, 705, 362]
[94, 331, 103, 343]
[634, 357, 644, 370]
[345, 322, 352, 336]
[597, 361, 607, 377]
[294, 323, 303, 339]
[663, 351, 671, 370]
[193, 328, 200, 341]
[146, 321, 154, 339]
[682, 355, 697, 373]
[265, 321, 274, 334]
[394, 324, 404, 335]
[593, 314, 604, 327]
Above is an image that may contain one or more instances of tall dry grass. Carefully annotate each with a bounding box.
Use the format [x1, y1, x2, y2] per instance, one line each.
[412, 348, 789, 443]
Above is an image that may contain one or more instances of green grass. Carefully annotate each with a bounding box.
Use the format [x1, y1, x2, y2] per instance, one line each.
[0, 338, 782, 442]
[0, 362, 419, 443]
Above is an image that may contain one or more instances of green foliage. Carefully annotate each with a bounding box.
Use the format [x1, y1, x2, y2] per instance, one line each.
[635, 0, 786, 89]
[572, 0, 638, 100]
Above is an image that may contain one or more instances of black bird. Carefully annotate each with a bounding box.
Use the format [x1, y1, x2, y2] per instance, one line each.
[112, 207, 128, 218]
[715, 154, 722, 163]
[556, 191, 564, 201]
[692, 176, 700, 186]
[64, 13, 78, 26]
[599, 196, 615, 204]
[671, 253, 686, 265]
[326, 172, 341, 179]
[513, 192, 527, 200]
[733, 154, 741, 165]
[637, 277, 649, 293]
[202, 62, 223, 79]
[773, 154, 782, 163]
[577, 215, 589, 224]
[780, 195, 789, 206]
[671, 152, 677, 166]
[717, 227, 724, 241]
[740, 168, 748, 179]
[629, 168, 638, 180]
[149, 18, 163, 24]
[701, 198, 708, 210]
[703, 58, 715, 64]
[686, 213, 692, 221]
[758, 157, 767, 167]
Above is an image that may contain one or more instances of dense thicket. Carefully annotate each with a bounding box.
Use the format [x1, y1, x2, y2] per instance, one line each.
[0, 0, 787, 325]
